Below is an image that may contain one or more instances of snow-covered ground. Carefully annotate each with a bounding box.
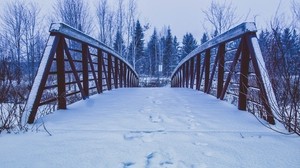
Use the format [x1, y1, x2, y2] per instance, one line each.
[0, 88, 299, 168]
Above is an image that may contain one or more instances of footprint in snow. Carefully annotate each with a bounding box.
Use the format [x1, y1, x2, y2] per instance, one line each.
[122, 162, 135, 168]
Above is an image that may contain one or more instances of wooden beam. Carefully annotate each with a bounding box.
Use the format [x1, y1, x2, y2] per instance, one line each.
[217, 43, 225, 98]
[82, 44, 89, 98]
[204, 50, 211, 93]
[220, 40, 243, 100]
[56, 36, 66, 110]
[238, 37, 250, 110]
[27, 35, 61, 124]
[97, 49, 103, 93]
[195, 54, 201, 90]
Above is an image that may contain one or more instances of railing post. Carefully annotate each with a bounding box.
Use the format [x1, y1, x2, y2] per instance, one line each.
[98, 49, 103, 93]
[114, 57, 119, 89]
[204, 50, 211, 93]
[107, 54, 112, 90]
[189, 57, 195, 89]
[185, 61, 189, 88]
[195, 54, 201, 90]
[119, 61, 123, 88]
[82, 43, 89, 98]
[217, 43, 225, 98]
[57, 37, 66, 109]
[238, 37, 249, 110]
[124, 65, 127, 87]
[181, 64, 185, 87]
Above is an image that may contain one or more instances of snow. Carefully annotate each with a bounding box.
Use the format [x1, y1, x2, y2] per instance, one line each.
[1, 88, 299, 167]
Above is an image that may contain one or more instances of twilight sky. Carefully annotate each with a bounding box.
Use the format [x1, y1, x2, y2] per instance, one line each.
[0, 0, 293, 42]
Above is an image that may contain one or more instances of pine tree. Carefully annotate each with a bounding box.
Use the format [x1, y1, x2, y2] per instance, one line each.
[133, 20, 145, 74]
[181, 33, 198, 60]
[113, 30, 125, 57]
[163, 27, 173, 76]
[201, 33, 209, 44]
[147, 28, 159, 76]
[172, 36, 180, 66]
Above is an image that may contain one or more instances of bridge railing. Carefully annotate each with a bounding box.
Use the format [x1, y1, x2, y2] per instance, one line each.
[23, 23, 139, 124]
[171, 22, 279, 125]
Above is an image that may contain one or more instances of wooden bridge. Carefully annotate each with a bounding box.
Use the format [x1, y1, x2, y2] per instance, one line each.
[22, 22, 279, 127]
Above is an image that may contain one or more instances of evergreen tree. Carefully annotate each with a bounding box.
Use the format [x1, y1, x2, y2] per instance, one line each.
[172, 36, 180, 66]
[133, 20, 145, 74]
[113, 30, 125, 57]
[201, 33, 209, 44]
[147, 28, 159, 76]
[181, 33, 198, 60]
[163, 27, 173, 76]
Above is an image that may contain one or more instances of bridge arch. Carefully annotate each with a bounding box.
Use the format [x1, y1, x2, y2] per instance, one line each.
[22, 23, 139, 124]
[171, 22, 279, 125]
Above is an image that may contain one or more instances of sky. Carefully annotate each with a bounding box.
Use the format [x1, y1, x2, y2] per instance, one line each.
[0, 0, 294, 42]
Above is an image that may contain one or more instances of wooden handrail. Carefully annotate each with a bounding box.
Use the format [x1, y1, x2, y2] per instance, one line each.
[22, 23, 139, 124]
[171, 22, 279, 125]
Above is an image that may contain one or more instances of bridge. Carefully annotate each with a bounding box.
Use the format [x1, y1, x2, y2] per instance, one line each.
[6, 22, 299, 167]
[22, 22, 278, 126]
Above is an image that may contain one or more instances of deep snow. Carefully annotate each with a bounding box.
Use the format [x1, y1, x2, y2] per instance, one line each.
[0, 88, 299, 168]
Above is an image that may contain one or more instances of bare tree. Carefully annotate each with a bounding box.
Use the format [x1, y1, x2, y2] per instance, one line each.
[125, 0, 137, 61]
[202, 0, 238, 35]
[54, 0, 93, 34]
[0, 0, 27, 84]
[292, 0, 300, 29]
[96, 0, 109, 44]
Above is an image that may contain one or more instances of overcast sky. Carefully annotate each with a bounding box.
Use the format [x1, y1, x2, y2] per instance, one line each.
[0, 0, 293, 42]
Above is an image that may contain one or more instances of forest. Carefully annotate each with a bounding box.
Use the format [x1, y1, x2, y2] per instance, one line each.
[0, 0, 299, 135]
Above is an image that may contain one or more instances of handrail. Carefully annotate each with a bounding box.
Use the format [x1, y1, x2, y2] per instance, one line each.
[171, 22, 279, 125]
[49, 23, 138, 77]
[172, 22, 257, 77]
[22, 22, 139, 124]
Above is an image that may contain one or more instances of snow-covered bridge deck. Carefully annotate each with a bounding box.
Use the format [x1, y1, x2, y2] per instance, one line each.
[1, 88, 299, 167]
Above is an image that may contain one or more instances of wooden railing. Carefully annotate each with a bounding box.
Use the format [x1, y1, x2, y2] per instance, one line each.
[23, 23, 139, 124]
[171, 22, 279, 125]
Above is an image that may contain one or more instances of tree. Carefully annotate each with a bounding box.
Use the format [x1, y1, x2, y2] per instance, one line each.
[181, 33, 197, 60]
[54, 0, 93, 34]
[172, 36, 180, 66]
[201, 32, 209, 44]
[162, 27, 173, 76]
[113, 30, 125, 57]
[147, 28, 159, 76]
[132, 20, 145, 74]
[96, 0, 109, 44]
[202, 0, 238, 35]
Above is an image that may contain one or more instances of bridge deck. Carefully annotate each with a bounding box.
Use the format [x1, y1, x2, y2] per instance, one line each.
[1, 88, 299, 167]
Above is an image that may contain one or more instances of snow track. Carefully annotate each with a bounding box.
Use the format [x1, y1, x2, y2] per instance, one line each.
[1, 88, 299, 167]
